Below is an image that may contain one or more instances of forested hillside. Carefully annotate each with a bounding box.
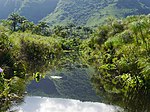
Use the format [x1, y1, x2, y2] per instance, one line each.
[43, 0, 150, 26]
[1, 0, 150, 26]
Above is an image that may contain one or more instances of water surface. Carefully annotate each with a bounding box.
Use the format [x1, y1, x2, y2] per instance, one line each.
[11, 96, 123, 112]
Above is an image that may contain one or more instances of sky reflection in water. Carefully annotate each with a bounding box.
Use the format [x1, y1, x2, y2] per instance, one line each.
[12, 96, 122, 112]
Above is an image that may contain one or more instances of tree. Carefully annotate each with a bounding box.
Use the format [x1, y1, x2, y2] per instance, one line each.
[18, 16, 27, 24]
[7, 13, 21, 31]
[33, 22, 49, 36]
[20, 21, 34, 32]
[38, 22, 49, 31]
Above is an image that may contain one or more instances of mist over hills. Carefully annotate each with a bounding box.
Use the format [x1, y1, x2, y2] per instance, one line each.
[0, 0, 59, 23]
[0, 0, 150, 25]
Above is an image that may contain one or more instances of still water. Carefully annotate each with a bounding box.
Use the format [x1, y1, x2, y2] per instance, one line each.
[8, 66, 150, 112]
[11, 96, 123, 112]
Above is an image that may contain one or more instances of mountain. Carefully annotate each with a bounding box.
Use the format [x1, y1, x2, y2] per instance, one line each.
[42, 0, 150, 26]
[0, 0, 59, 23]
[27, 67, 100, 101]
[17, 0, 59, 23]
[0, 0, 150, 25]
[0, 0, 21, 19]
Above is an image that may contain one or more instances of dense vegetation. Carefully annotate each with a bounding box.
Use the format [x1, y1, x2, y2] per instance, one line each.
[0, 13, 150, 112]
[80, 15, 150, 111]
[0, 14, 62, 111]
[0, 13, 93, 111]
[1, 0, 150, 26]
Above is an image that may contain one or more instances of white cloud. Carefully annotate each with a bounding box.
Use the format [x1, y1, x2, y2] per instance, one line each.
[50, 76, 62, 79]
[12, 96, 122, 112]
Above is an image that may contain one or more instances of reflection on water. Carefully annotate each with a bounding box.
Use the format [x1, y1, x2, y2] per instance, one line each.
[50, 76, 62, 79]
[11, 96, 123, 112]
[91, 75, 150, 112]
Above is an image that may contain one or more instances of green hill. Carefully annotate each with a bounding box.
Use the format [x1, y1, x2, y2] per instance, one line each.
[42, 0, 150, 26]
[1, 0, 150, 25]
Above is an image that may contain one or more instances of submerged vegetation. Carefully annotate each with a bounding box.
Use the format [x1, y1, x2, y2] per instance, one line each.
[0, 13, 150, 111]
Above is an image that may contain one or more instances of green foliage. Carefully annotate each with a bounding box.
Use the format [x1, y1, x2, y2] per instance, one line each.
[52, 25, 93, 39]
[81, 14, 150, 111]
[8, 13, 23, 31]
[20, 36, 62, 72]
[0, 13, 150, 112]
[32, 22, 50, 36]
[0, 23, 62, 111]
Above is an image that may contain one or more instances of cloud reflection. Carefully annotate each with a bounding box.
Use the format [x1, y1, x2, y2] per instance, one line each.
[12, 96, 122, 112]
